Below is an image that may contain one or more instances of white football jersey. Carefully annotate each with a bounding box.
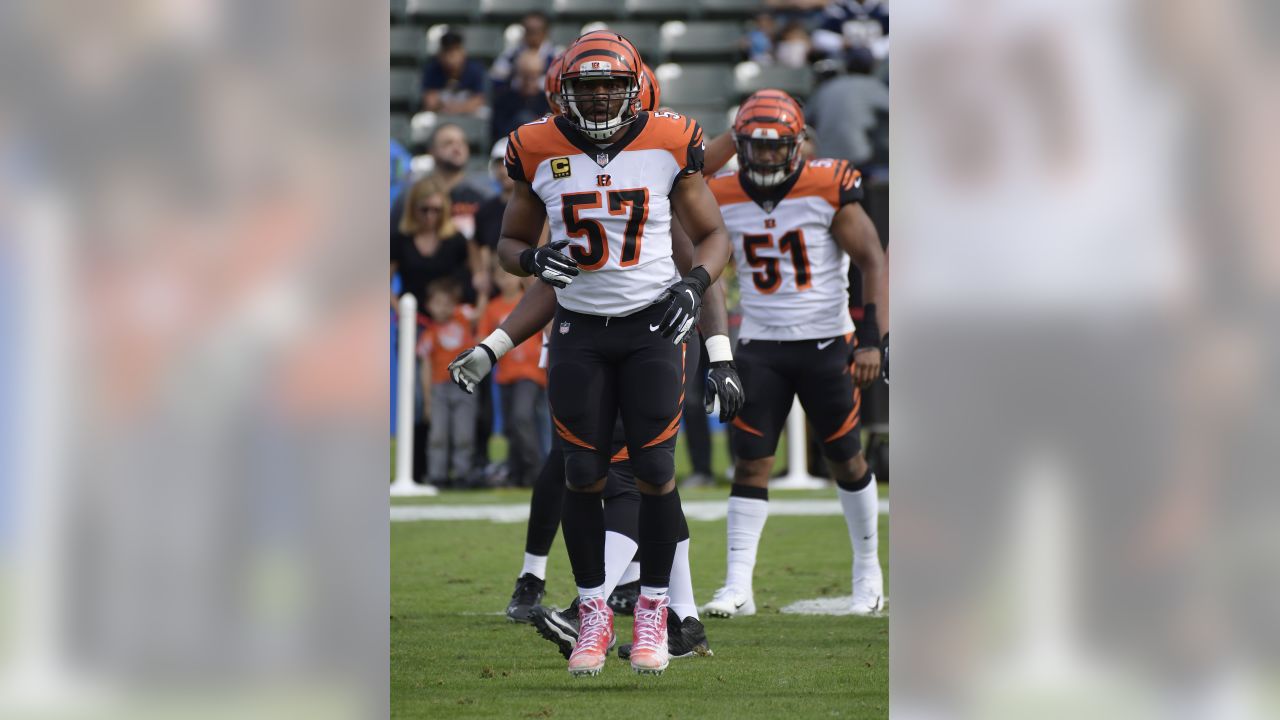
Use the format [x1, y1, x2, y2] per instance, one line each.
[709, 159, 865, 341]
[505, 112, 706, 316]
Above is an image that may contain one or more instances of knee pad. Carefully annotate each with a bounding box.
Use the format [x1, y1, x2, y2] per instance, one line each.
[630, 446, 675, 487]
[563, 449, 608, 489]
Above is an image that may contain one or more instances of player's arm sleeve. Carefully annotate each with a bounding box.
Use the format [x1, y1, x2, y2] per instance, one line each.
[503, 129, 528, 183]
[677, 120, 706, 178]
[836, 160, 864, 206]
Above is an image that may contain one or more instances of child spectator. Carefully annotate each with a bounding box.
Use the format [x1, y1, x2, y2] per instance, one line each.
[480, 270, 548, 488]
[418, 278, 478, 486]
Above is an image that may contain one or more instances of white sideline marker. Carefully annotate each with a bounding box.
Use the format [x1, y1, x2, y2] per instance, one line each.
[390, 293, 437, 497]
[391, 498, 888, 523]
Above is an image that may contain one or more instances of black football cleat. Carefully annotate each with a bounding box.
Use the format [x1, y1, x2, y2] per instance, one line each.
[532, 597, 580, 660]
[607, 580, 640, 616]
[618, 609, 713, 660]
[505, 574, 546, 624]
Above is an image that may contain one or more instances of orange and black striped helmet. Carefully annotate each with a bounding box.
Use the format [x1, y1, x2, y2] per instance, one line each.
[544, 52, 566, 115]
[638, 63, 661, 112]
[559, 30, 644, 140]
[733, 89, 806, 186]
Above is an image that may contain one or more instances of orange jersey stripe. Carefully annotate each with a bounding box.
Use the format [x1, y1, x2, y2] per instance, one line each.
[553, 415, 596, 450]
[507, 119, 580, 184]
[643, 411, 683, 448]
[823, 388, 863, 442]
[732, 416, 764, 437]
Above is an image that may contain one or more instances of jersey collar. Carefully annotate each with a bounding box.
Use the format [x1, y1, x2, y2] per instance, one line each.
[554, 113, 649, 169]
[737, 164, 804, 214]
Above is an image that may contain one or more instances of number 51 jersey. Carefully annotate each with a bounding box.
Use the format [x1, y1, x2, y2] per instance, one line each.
[708, 159, 864, 341]
[505, 112, 706, 317]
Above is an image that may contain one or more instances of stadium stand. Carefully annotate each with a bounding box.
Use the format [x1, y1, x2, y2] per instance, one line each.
[733, 60, 814, 99]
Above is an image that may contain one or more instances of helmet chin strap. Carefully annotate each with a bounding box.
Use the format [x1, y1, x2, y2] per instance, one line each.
[565, 79, 637, 141]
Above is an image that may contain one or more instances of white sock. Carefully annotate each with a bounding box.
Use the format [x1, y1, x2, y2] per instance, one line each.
[577, 585, 606, 601]
[838, 473, 881, 575]
[520, 552, 548, 581]
[601, 531, 640, 598]
[619, 560, 640, 586]
[725, 496, 769, 592]
[668, 538, 699, 620]
[639, 585, 668, 598]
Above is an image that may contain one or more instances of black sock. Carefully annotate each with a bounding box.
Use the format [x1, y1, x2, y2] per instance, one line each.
[561, 487, 606, 589]
[836, 467, 873, 493]
[524, 446, 565, 556]
[639, 488, 684, 589]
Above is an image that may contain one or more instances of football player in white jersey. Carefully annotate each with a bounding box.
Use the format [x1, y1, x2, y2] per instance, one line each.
[700, 90, 889, 618]
[453, 51, 739, 662]
[493, 31, 731, 676]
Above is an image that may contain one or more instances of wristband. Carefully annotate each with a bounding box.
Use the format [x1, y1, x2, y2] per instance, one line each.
[480, 329, 515, 362]
[684, 266, 712, 296]
[854, 303, 881, 349]
[704, 334, 733, 364]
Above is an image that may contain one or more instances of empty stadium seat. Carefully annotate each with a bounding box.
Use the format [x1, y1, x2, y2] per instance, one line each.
[624, 0, 696, 20]
[391, 68, 421, 112]
[554, 0, 625, 20]
[392, 114, 413, 147]
[551, 24, 585, 49]
[681, 105, 732, 137]
[699, 0, 765, 19]
[597, 22, 661, 63]
[391, 26, 426, 65]
[407, 0, 474, 22]
[479, 0, 553, 21]
[732, 61, 814, 100]
[660, 21, 743, 63]
[391, 0, 408, 22]
[654, 63, 732, 106]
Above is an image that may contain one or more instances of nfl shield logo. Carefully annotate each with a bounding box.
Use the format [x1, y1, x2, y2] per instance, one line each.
[595, 153, 609, 167]
[559, 321, 571, 335]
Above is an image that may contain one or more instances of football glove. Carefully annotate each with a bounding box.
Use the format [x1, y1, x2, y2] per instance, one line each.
[447, 330, 514, 394]
[704, 360, 744, 422]
[656, 266, 711, 345]
[519, 239, 579, 289]
[448, 346, 495, 394]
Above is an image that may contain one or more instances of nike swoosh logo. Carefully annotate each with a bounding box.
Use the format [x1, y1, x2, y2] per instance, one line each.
[684, 289, 696, 302]
[817, 339, 836, 350]
[726, 378, 739, 392]
[735, 600, 747, 609]
[649, 323, 662, 332]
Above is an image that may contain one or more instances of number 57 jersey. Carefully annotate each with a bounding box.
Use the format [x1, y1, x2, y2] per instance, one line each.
[709, 159, 864, 341]
[505, 111, 706, 316]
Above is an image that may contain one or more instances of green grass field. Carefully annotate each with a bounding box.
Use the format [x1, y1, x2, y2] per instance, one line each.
[391, 484, 889, 718]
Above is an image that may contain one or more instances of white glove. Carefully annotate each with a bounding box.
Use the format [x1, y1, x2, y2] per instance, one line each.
[447, 329, 514, 394]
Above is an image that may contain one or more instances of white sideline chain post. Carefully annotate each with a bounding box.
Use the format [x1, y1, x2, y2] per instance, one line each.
[771, 397, 828, 490]
[391, 293, 437, 497]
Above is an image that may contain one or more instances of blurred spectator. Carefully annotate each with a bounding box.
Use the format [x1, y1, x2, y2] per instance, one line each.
[812, 0, 889, 64]
[391, 177, 472, 314]
[417, 278, 478, 487]
[474, 138, 513, 293]
[421, 30, 488, 115]
[423, 123, 488, 245]
[775, 22, 814, 68]
[481, 271, 548, 488]
[805, 48, 889, 168]
[743, 13, 778, 64]
[391, 138, 412, 207]
[490, 12, 556, 90]
[490, 49, 552, 143]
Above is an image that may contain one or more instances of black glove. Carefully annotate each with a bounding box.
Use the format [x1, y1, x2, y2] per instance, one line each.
[656, 266, 711, 344]
[704, 360, 744, 422]
[519, 239, 579, 289]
